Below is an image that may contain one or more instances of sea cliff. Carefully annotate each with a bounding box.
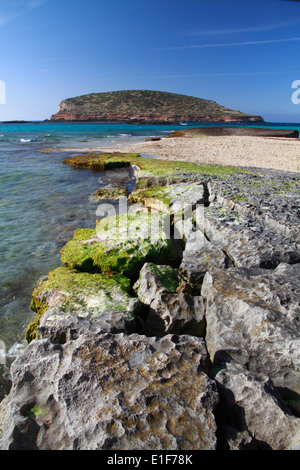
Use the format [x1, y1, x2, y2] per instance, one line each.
[0, 153, 300, 450]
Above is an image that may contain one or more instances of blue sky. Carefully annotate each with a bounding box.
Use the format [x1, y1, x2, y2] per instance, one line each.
[1, 0, 300, 122]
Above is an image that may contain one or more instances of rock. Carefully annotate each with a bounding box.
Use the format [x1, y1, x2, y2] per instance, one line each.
[2, 154, 300, 451]
[214, 362, 300, 450]
[61, 211, 178, 278]
[26, 267, 139, 343]
[93, 183, 128, 200]
[129, 181, 205, 216]
[169, 126, 298, 138]
[179, 230, 226, 289]
[199, 203, 299, 268]
[0, 333, 218, 450]
[207, 172, 300, 245]
[202, 263, 300, 394]
[133, 262, 181, 305]
[147, 292, 206, 337]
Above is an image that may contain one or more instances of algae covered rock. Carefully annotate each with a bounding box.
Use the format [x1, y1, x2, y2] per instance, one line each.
[129, 181, 205, 215]
[0, 333, 218, 450]
[133, 262, 181, 305]
[61, 211, 178, 278]
[26, 267, 139, 343]
[92, 183, 128, 200]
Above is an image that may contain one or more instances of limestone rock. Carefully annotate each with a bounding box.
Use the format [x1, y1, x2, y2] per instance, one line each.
[199, 204, 299, 269]
[202, 263, 300, 394]
[129, 181, 205, 215]
[26, 267, 139, 343]
[147, 292, 206, 337]
[179, 230, 226, 289]
[0, 333, 218, 450]
[133, 262, 181, 305]
[214, 362, 300, 450]
[61, 211, 178, 278]
[93, 183, 128, 200]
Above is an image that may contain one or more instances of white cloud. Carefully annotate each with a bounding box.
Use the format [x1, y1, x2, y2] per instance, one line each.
[188, 20, 297, 37]
[153, 37, 300, 51]
[0, 0, 46, 27]
[152, 70, 300, 79]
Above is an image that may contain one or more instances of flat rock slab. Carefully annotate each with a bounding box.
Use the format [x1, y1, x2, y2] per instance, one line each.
[0, 333, 218, 450]
[199, 204, 299, 268]
[27, 267, 140, 343]
[202, 263, 300, 394]
[207, 173, 300, 244]
[169, 126, 299, 138]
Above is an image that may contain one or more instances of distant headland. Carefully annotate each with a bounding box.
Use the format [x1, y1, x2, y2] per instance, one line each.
[48, 89, 264, 124]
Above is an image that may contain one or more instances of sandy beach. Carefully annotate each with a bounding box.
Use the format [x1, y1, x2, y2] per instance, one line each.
[66, 135, 300, 173]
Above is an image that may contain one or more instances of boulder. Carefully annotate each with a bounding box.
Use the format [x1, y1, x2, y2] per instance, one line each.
[202, 263, 300, 394]
[26, 267, 139, 343]
[0, 333, 218, 450]
[179, 230, 226, 290]
[92, 183, 128, 200]
[199, 203, 299, 269]
[147, 292, 206, 337]
[61, 211, 178, 278]
[214, 362, 300, 450]
[133, 262, 181, 305]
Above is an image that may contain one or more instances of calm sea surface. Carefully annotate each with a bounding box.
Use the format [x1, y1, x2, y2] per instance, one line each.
[0, 120, 299, 398]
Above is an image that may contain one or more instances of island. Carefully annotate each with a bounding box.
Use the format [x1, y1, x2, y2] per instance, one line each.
[48, 89, 264, 124]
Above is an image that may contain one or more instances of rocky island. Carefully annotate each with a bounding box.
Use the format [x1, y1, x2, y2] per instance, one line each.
[0, 152, 300, 451]
[49, 90, 263, 124]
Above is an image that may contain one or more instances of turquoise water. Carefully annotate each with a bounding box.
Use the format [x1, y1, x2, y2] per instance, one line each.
[0, 120, 299, 398]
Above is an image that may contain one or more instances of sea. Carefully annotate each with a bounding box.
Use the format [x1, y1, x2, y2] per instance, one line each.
[0, 120, 299, 399]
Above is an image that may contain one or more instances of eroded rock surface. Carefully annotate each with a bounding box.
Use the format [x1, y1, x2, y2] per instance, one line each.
[0, 333, 218, 450]
[1, 157, 300, 451]
[202, 263, 300, 394]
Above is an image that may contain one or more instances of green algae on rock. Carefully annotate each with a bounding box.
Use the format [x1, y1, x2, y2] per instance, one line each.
[61, 211, 178, 279]
[26, 266, 136, 343]
[129, 181, 205, 215]
[93, 183, 128, 200]
[133, 262, 182, 306]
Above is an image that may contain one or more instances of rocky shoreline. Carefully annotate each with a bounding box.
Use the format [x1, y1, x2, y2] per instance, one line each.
[0, 153, 300, 450]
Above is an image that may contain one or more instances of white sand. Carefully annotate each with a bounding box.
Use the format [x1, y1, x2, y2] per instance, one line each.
[63, 135, 300, 173]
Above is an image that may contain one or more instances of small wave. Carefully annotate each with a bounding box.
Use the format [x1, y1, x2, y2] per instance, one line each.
[20, 138, 32, 143]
